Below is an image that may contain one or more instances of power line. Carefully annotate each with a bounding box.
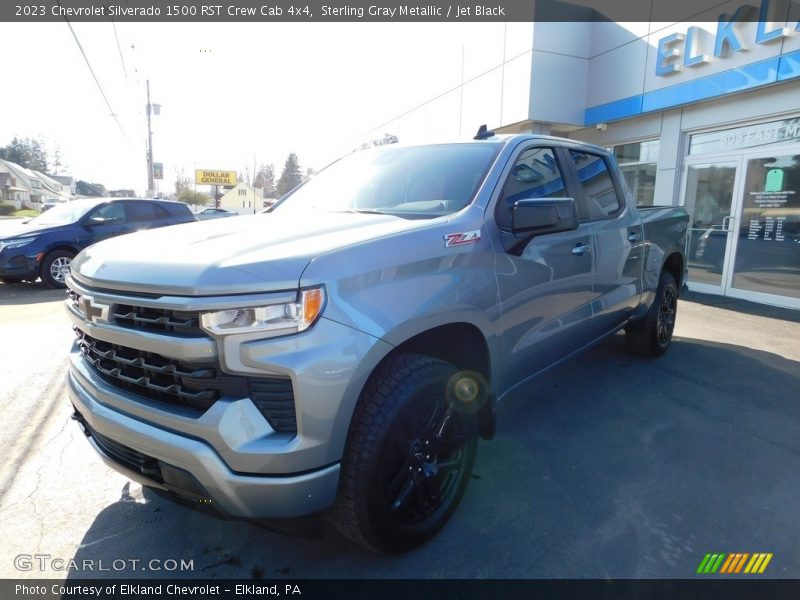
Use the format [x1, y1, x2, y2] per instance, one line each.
[104, 0, 129, 80]
[61, 14, 128, 139]
[110, 21, 129, 80]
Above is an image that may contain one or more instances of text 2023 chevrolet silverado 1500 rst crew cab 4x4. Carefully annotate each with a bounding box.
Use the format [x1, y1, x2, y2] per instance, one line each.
[65, 133, 688, 553]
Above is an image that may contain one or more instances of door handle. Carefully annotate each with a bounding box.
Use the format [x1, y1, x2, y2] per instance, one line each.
[627, 231, 641, 243]
[721, 215, 734, 231]
[571, 243, 592, 256]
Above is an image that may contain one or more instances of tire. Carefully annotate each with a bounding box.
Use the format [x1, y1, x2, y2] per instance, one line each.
[329, 353, 479, 553]
[625, 271, 678, 357]
[41, 250, 75, 289]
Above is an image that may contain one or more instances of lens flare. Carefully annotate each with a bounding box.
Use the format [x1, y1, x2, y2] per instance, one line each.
[446, 370, 488, 414]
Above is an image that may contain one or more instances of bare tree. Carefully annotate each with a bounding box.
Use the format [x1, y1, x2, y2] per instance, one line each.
[254, 163, 276, 197]
[174, 167, 193, 196]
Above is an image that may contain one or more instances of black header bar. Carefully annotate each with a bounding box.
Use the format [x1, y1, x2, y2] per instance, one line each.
[4, 0, 800, 23]
[5, 579, 800, 600]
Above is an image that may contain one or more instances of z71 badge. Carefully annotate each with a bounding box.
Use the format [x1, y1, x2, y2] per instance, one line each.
[444, 230, 481, 247]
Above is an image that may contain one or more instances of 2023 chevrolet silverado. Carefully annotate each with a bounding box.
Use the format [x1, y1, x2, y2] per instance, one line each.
[66, 133, 688, 553]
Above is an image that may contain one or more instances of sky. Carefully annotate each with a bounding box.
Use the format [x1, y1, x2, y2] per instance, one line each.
[0, 21, 505, 195]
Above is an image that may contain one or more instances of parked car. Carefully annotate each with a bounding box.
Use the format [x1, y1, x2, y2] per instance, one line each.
[41, 200, 65, 213]
[66, 134, 688, 553]
[0, 197, 196, 288]
[197, 207, 236, 219]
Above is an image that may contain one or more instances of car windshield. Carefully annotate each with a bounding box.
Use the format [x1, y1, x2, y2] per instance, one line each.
[26, 199, 102, 226]
[273, 143, 500, 218]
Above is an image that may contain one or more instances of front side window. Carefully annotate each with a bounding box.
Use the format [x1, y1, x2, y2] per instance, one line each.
[568, 150, 621, 219]
[496, 147, 566, 229]
[273, 143, 500, 218]
[90, 202, 125, 222]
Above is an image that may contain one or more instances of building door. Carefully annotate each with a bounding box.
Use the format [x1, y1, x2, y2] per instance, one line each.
[726, 151, 800, 308]
[682, 161, 739, 293]
[682, 148, 800, 309]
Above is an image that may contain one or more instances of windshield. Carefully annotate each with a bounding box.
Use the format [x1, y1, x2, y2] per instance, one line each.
[26, 199, 101, 226]
[273, 143, 500, 218]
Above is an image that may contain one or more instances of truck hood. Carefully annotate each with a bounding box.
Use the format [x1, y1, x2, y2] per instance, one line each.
[71, 211, 433, 295]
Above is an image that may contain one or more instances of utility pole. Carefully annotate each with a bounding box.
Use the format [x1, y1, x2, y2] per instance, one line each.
[146, 79, 154, 196]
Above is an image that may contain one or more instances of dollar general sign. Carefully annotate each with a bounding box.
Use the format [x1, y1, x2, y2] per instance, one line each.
[195, 170, 236, 186]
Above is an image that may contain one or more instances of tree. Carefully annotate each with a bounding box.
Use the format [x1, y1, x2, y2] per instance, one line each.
[0, 137, 49, 172]
[253, 163, 275, 198]
[174, 167, 192, 196]
[177, 188, 210, 206]
[52, 144, 67, 175]
[276, 153, 303, 197]
[303, 167, 316, 183]
[239, 166, 251, 186]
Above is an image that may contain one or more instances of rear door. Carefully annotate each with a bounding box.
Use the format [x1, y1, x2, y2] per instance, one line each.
[123, 200, 172, 231]
[491, 145, 596, 392]
[563, 148, 645, 337]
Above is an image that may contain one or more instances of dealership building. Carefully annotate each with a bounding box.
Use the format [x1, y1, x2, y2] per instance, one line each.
[367, 12, 800, 309]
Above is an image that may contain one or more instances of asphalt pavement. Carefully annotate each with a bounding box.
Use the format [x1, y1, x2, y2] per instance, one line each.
[0, 282, 798, 579]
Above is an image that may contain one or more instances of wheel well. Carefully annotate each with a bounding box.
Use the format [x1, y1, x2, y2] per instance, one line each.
[42, 245, 79, 260]
[663, 252, 684, 289]
[390, 323, 491, 384]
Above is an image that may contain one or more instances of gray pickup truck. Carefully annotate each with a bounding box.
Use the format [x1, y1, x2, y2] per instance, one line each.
[65, 132, 688, 553]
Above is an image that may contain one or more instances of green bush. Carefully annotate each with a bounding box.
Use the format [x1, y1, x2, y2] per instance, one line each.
[0, 202, 16, 216]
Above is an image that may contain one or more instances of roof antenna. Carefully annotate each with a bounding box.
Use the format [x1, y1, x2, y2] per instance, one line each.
[474, 124, 495, 140]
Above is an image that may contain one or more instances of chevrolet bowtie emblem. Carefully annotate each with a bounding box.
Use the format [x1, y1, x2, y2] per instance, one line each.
[80, 295, 110, 324]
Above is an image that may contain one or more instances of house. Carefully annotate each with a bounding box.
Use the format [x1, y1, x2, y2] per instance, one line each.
[218, 182, 263, 215]
[0, 160, 71, 209]
[52, 175, 77, 196]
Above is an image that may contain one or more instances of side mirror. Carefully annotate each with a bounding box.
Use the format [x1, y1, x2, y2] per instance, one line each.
[511, 198, 578, 236]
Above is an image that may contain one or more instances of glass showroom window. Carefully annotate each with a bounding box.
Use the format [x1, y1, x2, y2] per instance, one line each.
[613, 140, 659, 207]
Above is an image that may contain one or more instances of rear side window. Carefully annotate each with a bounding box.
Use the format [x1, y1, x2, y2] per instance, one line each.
[496, 147, 566, 229]
[568, 150, 621, 220]
[125, 201, 169, 222]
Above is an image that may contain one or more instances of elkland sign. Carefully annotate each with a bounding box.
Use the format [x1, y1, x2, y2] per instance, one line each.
[655, 0, 800, 76]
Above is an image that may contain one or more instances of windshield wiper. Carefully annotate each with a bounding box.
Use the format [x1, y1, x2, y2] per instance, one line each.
[337, 209, 388, 215]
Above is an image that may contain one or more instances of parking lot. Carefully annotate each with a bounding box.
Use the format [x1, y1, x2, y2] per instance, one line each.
[0, 281, 798, 579]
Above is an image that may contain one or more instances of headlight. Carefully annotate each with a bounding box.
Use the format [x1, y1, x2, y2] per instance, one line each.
[0, 237, 36, 252]
[200, 286, 326, 337]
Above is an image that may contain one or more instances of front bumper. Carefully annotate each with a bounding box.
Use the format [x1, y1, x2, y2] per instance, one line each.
[69, 367, 341, 518]
[0, 250, 38, 280]
[65, 278, 393, 518]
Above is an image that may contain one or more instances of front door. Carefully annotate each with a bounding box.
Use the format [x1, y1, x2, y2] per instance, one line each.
[682, 149, 800, 309]
[491, 145, 595, 393]
[683, 161, 738, 293]
[727, 152, 800, 308]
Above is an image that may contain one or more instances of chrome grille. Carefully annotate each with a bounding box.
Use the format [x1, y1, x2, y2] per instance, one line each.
[112, 303, 203, 336]
[76, 328, 224, 411]
[74, 328, 298, 432]
[67, 288, 204, 336]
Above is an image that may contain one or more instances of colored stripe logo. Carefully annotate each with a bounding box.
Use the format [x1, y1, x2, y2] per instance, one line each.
[696, 553, 773, 574]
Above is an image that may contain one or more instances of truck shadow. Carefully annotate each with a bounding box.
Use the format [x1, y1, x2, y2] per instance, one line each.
[66, 334, 800, 578]
[0, 280, 65, 305]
